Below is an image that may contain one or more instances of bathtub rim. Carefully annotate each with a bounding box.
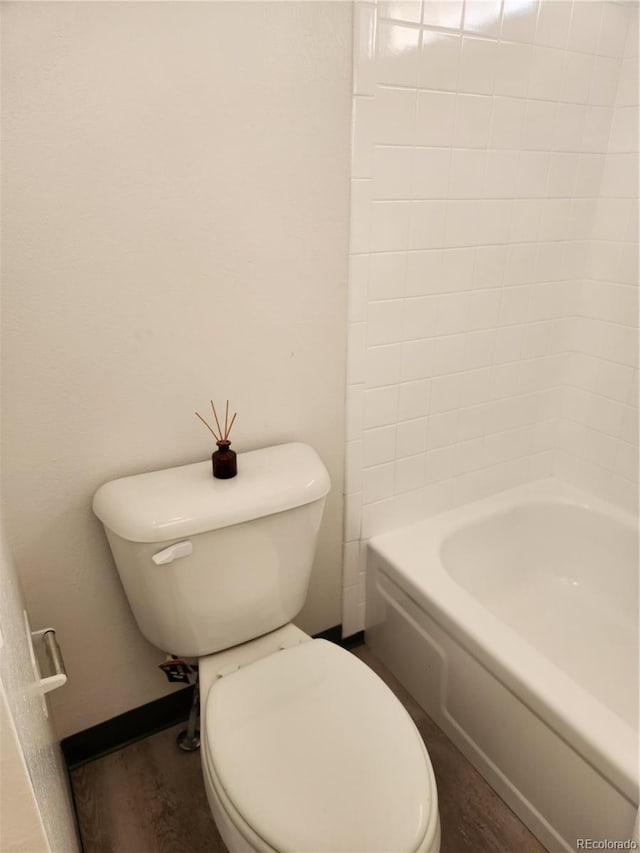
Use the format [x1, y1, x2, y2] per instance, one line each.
[367, 477, 639, 806]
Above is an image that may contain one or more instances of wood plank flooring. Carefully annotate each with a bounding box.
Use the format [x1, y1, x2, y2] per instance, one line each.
[70, 644, 548, 853]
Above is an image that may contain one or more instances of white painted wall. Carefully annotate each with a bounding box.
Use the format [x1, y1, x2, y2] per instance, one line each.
[343, 0, 638, 634]
[2, 1, 352, 737]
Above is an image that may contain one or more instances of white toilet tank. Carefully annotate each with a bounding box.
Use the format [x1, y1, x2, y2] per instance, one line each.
[93, 443, 330, 657]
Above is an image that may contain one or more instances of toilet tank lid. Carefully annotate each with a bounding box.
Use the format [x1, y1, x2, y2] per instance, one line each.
[92, 442, 330, 543]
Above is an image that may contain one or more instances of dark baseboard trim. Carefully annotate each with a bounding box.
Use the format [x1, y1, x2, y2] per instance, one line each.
[62, 685, 195, 770]
[62, 624, 363, 769]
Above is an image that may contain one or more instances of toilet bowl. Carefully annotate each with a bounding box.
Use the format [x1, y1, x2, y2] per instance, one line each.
[93, 443, 442, 853]
[197, 625, 441, 853]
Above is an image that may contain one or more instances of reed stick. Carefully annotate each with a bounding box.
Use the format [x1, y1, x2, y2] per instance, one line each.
[224, 400, 229, 440]
[210, 401, 224, 440]
[195, 411, 220, 441]
[225, 412, 237, 439]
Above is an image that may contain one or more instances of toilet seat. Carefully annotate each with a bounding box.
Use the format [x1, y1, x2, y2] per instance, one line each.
[202, 640, 440, 853]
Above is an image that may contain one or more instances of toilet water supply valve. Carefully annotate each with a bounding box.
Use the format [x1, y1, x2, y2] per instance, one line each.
[158, 656, 196, 684]
[159, 657, 201, 752]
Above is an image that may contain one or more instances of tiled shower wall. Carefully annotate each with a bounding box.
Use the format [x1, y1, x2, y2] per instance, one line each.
[342, 0, 639, 636]
[558, 6, 639, 505]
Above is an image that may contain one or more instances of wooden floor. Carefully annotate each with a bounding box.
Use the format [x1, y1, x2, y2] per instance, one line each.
[70, 644, 548, 853]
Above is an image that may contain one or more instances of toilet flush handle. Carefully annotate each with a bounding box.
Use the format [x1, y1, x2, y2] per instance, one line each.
[152, 540, 193, 565]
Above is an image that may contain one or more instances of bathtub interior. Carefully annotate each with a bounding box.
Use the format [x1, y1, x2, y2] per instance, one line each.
[439, 500, 639, 727]
[365, 479, 639, 852]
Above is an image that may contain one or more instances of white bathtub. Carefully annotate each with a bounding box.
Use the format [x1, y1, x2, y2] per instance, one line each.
[366, 478, 639, 853]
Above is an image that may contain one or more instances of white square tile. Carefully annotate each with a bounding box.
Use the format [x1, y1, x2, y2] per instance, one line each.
[484, 150, 520, 198]
[368, 251, 408, 300]
[413, 148, 451, 199]
[500, 284, 531, 324]
[468, 288, 501, 330]
[394, 453, 427, 493]
[494, 325, 523, 363]
[501, 0, 539, 44]
[494, 41, 533, 98]
[464, 329, 495, 368]
[590, 56, 622, 108]
[581, 107, 614, 154]
[535, 1, 571, 50]
[567, 0, 602, 55]
[574, 158, 605, 202]
[516, 151, 550, 197]
[598, 2, 631, 59]
[425, 443, 457, 481]
[522, 99, 556, 151]
[360, 497, 398, 539]
[504, 245, 537, 285]
[437, 291, 470, 334]
[406, 249, 444, 295]
[374, 86, 418, 145]
[430, 372, 465, 412]
[508, 199, 542, 243]
[554, 103, 587, 153]
[561, 51, 594, 105]
[363, 424, 397, 466]
[490, 97, 526, 149]
[459, 366, 492, 406]
[400, 339, 433, 382]
[478, 199, 512, 245]
[402, 295, 439, 340]
[396, 416, 428, 456]
[368, 298, 407, 345]
[409, 200, 448, 249]
[370, 201, 411, 251]
[398, 378, 431, 419]
[376, 21, 421, 87]
[474, 245, 507, 288]
[462, 1, 502, 37]
[528, 45, 565, 101]
[418, 30, 461, 91]
[363, 462, 396, 503]
[432, 333, 467, 374]
[455, 436, 487, 473]
[458, 37, 497, 95]
[458, 404, 486, 440]
[426, 412, 459, 450]
[364, 384, 399, 428]
[416, 91, 457, 146]
[444, 199, 483, 247]
[615, 59, 639, 109]
[441, 247, 476, 292]
[595, 360, 634, 403]
[546, 153, 578, 198]
[449, 148, 488, 198]
[453, 94, 493, 147]
[422, 0, 464, 30]
[378, 0, 423, 25]
[367, 343, 403, 389]
[373, 145, 415, 199]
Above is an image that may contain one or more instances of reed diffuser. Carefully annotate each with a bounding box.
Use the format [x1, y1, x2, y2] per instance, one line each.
[195, 400, 238, 479]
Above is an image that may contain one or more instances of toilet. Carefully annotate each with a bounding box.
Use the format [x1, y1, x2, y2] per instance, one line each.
[93, 442, 441, 853]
